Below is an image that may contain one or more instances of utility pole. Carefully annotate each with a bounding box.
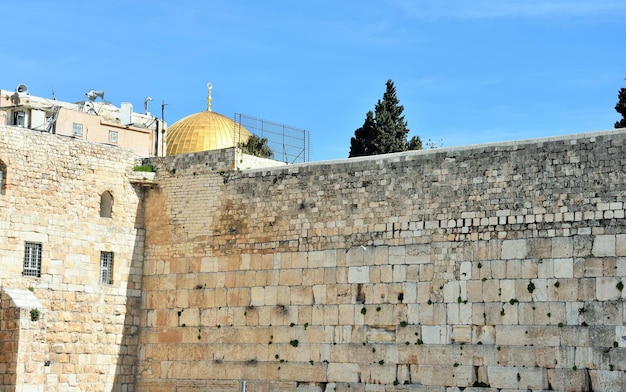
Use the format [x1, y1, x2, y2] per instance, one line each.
[161, 100, 168, 156]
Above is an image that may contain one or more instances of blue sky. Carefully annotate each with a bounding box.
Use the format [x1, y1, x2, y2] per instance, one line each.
[2, 0, 625, 161]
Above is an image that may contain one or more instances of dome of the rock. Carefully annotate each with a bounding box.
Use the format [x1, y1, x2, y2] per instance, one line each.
[165, 110, 251, 156]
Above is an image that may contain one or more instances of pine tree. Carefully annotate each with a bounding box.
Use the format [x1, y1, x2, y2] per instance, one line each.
[349, 80, 422, 157]
[615, 84, 626, 128]
[348, 111, 376, 157]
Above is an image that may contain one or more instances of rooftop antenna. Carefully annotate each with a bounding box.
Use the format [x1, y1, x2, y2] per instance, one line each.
[51, 84, 56, 100]
[144, 96, 153, 115]
[207, 82, 212, 112]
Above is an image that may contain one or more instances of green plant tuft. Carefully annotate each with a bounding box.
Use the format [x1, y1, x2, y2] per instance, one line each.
[133, 165, 153, 172]
[30, 308, 40, 322]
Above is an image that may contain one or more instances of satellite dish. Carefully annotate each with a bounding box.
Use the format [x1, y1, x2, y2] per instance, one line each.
[86, 89, 105, 101]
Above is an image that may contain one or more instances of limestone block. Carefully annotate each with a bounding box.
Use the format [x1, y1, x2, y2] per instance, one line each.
[348, 267, 370, 284]
[345, 247, 368, 267]
[401, 282, 417, 303]
[322, 250, 339, 268]
[615, 325, 626, 348]
[482, 280, 500, 302]
[553, 258, 574, 278]
[502, 239, 527, 260]
[459, 303, 472, 324]
[616, 235, 626, 256]
[327, 363, 360, 383]
[295, 385, 322, 392]
[596, 277, 620, 301]
[378, 265, 392, 283]
[392, 265, 406, 282]
[388, 246, 405, 265]
[459, 261, 472, 280]
[406, 304, 419, 325]
[291, 286, 313, 305]
[592, 235, 616, 257]
[589, 370, 626, 392]
[488, 366, 548, 390]
[251, 287, 265, 306]
[404, 244, 431, 264]
[495, 325, 528, 346]
[516, 302, 534, 325]
[443, 281, 462, 303]
[588, 326, 614, 347]
[451, 325, 471, 344]
[279, 269, 303, 286]
[601, 300, 622, 326]
[312, 285, 326, 305]
[547, 368, 590, 392]
[421, 325, 450, 344]
[412, 365, 473, 387]
[472, 325, 495, 345]
[537, 259, 554, 279]
[500, 262, 518, 281]
[500, 279, 516, 302]
[466, 280, 483, 302]
[552, 237, 573, 258]
[490, 260, 506, 279]
[366, 364, 396, 385]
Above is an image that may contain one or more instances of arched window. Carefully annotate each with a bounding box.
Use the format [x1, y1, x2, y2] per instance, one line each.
[100, 191, 113, 218]
[0, 160, 6, 195]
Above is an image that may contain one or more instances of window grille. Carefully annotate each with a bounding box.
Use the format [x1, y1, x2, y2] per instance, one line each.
[108, 130, 118, 144]
[23, 242, 42, 277]
[72, 123, 83, 137]
[100, 252, 114, 284]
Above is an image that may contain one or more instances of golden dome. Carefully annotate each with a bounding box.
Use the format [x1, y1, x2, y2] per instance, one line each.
[165, 110, 251, 156]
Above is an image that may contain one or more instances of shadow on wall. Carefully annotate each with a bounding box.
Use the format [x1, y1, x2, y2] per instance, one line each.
[0, 292, 19, 388]
[112, 184, 146, 390]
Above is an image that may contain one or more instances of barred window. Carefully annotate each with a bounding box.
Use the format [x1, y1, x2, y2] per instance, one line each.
[72, 123, 83, 137]
[108, 130, 118, 144]
[23, 242, 42, 277]
[100, 252, 114, 284]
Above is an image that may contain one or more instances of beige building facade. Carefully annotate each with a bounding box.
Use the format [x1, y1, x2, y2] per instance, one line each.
[0, 85, 165, 158]
[0, 88, 625, 391]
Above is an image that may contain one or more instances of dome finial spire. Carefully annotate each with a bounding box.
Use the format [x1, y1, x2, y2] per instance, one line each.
[207, 82, 213, 112]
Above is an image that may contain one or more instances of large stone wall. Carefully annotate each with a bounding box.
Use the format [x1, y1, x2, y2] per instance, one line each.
[139, 130, 626, 391]
[0, 125, 145, 392]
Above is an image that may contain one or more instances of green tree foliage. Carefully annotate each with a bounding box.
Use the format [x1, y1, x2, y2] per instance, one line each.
[349, 80, 422, 157]
[615, 83, 626, 128]
[238, 135, 274, 159]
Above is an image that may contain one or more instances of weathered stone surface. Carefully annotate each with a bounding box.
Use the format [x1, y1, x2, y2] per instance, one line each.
[4, 125, 626, 391]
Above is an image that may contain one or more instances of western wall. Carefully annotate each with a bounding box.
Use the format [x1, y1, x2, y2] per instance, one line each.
[138, 129, 626, 391]
[1, 123, 626, 391]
